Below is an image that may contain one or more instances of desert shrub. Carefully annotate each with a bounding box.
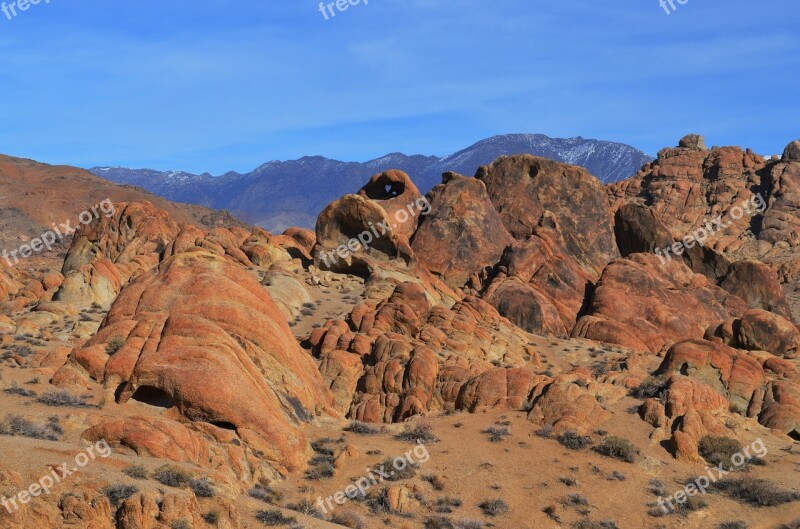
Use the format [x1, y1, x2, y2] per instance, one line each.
[594, 436, 639, 462]
[424, 517, 454, 529]
[709, 477, 800, 506]
[543, 505, 561, 522]
[630, 375, 668, 399]
[365, 488, 392, 514]
[536, 423, 554, 438]
[106, 335, 126, 355]
[189, 477, 215, 497]
[203, 510, 220, 525]
[557, 431, 593, 450]
[698, 435, 742, 470]
[0, 414, 61, 440]
[477, 499, 509, 517]
[255, 510, 297, 526]
[171, 521, 191, 529]
[423, 473, 446, 491]
[778, 520, 800, 529]
[560, 476, 577, 487]
[102, 484, 139, 506]
[396, 423, 439, 444]
[650, 479, 666, 496]
[717, 522, 747, 529]
[433, 497, 463, 513]
[300, 307, 314, 316]
[330, 511, 366, 528]
[38, 389, 91, 408]
[284, 500, 323, 518]
[562, 493, 589, 507]
[344, 420, 380, 435]
[249, 484, 284, 504]
[123, 464, 148, 479]
[482, 426, 510, 443]
[380, 456, 418, 481]
[153, 465, 191, 488]
[573, 521, 618, 529]
[310, 437, 338, 455]
[608, 471, 626, 481]
[4, 383, 36, 397]
[674, 496, 708, 516]
[454, 521, 483, 529]
[304, 459, 335, 480]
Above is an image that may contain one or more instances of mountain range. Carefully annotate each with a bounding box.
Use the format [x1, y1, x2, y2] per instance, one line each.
[90, 134, 652, 232]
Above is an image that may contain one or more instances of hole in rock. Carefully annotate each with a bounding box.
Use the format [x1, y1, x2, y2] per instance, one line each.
[210, 421, 238, 431]
[131, 386, 175, 409]
[364, 178, 405, 200]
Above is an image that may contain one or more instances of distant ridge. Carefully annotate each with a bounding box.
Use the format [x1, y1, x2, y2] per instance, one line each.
[90, 134, 652, 232]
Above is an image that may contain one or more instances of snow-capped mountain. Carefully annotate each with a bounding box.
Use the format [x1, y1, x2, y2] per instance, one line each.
[90, 134, 651, 231]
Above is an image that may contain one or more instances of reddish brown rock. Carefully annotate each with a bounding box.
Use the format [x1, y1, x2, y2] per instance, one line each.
[54, 202, 181, 306]
[657, 339, 765, 412]
[719, 260, 793, 320]
[314, 283, 540, 422]
[527, 381, 610, 435]
[456, 368, 551, 412]
[573, 253, 748, 353]
[737, 309, 800, 359]
[477, 155, 619, 277]
[357, 169, 423, 240]
[411, 172, 513, 289]
[56, 249, 334, 475]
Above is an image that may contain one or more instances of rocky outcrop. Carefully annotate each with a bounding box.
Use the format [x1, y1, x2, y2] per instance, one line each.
[573, 253, 748, 353]
[411, 172, 513, 289]
[760, 141, 800, 247]
[477, 155, 618, 276]
[358, 170, 423, 240]
[55, 249, 334, 475]
[54, 202, 182, 306]
[311, 282, 540, 422]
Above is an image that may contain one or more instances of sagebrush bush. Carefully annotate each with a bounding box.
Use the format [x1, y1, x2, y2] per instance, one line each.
[0, 414, 61, 440]
[478, 499, 509, 517]
[106, 335, 126, 355]
[557, 431, 593, 450]
[255, 509, 296, 526]
[153, 465, 191, 488]
[248, 484, 283, 504]
[710, 477, 800, 506]
[698, 435, 742, 470]
[189, 477, 215, 497]
[38, 389, 92, 408]
[396, 423, 439, 444]
[170, 520, 191, 529]
[594, 436, 639, 462]
[123, 464, 148, 479]
[344, 421, 380, 435]
[630, 375, 668, 399]
[102, 484, 139, 506]
[4, 382, 36, 397]
[330, 511, 366, 528]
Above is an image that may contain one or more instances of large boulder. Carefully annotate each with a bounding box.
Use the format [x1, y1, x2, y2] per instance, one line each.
[54, 202, 181, 306]
[55, 249, 335, 475]
[411, 172, 513, 289]
[736, 309, 800, 359]
[476, 155, 619, 277]
[573, 253, 748, 353]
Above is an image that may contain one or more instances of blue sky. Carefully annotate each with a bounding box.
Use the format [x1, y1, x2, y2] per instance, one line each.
[0, 0, 798, 174]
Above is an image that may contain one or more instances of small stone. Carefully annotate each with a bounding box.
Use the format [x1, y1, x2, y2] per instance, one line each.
[782, 140, 800, 162]
[679, 134, 707, 150]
